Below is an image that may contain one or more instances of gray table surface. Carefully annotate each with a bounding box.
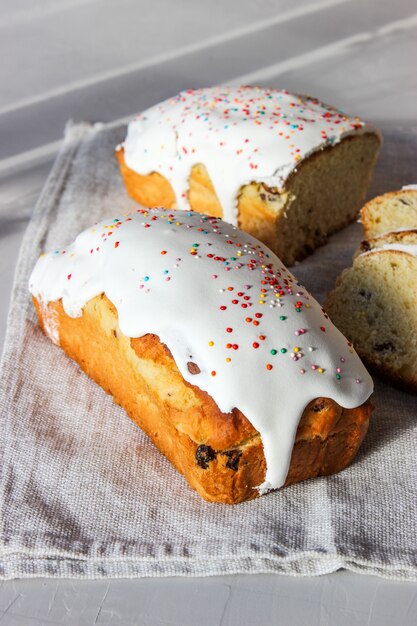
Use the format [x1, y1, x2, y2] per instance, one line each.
[1, 0, 417, 624]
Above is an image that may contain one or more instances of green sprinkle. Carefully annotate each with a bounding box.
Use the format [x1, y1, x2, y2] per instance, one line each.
[336, 374, 341, 380]
[279, 316, 286, 321]
[280, 348, 287, 354]
[270, 349, 277, 355]
[295, 308, 301, 312]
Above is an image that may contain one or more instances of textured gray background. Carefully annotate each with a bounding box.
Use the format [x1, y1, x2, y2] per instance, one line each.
[1, 0, 417, 623]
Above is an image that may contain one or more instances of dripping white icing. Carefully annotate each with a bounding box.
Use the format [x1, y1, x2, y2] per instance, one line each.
[121, 86, 379, 224]
[29, 209, 373, 491]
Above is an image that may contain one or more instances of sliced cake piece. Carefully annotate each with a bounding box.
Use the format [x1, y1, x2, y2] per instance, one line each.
[360, 188, 417, 239]
[326, 230, 417, 392]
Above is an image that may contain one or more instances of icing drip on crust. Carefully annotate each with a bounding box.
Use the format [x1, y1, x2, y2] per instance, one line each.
[121, 86, 378, 223]
[29, 208, 373, 491]
[362, 243, 417, 257]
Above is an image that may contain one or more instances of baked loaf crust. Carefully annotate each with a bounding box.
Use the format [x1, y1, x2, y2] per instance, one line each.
[29, 208, 374, 503]
[326, 230, 417, 392]
[33, 294, 372, 504]
[117, 86, 381, 266]
[357, 229, 417, 256]
[360, 188, 417, 239]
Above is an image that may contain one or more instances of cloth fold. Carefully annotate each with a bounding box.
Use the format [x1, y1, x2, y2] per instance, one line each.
[0, 122, 416, 580]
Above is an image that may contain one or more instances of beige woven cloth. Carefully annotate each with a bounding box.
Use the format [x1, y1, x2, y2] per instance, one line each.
[0, 122, 416, 580]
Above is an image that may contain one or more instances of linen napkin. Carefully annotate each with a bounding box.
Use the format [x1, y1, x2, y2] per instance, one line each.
[0, 121, 416, 580]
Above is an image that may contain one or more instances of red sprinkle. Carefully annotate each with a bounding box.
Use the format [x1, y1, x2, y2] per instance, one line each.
[253, 342, 260, 349]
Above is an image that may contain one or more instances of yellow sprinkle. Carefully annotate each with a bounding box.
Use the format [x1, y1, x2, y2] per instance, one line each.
[294, 347, 300, 353]
[306, 304, 311, 308]
[208, 341, 214, 347]
[259, 300, 265, 305]
[226, 357, 231, 363]
[318, 367, 324, 374]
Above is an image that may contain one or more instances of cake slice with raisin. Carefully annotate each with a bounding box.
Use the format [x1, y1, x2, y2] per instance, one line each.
[326, 230, 417, 391]
[360, 188, 417, 239]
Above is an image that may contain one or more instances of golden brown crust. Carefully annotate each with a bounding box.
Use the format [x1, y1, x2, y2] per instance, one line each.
[116, 147, 176, 208]
[357, 229, 417, 256]
[33, 294, 372, 504]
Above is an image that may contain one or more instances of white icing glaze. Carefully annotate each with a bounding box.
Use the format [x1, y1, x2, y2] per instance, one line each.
[363, 243, 417, 257]
[372, 227, 417, 235]
[122, 86, 378, 223]
[401, 184, 417, 191]
[29, 208, 373, 491]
